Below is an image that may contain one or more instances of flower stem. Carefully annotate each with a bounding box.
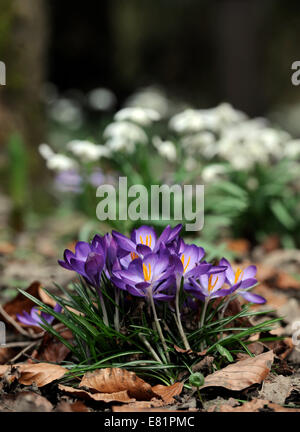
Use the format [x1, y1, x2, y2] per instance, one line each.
[114, 287, 120, 332]
[148, 288, 170, 363]
[97, 286, 109, 326]
[175, 277, 191, 351]
[199, 299, 209, 351]
[138, 333, 162, 364]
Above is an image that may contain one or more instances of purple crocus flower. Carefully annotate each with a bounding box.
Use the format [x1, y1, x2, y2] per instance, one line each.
[170, 240, 211, 280]
[185, 267, 231, 301]
[58, 235, 107, 287]
[112, 224, 182, 264]
[54, 170, 82, 193]
[17, 304, 62, 328]
[112, 250, 176, 301]
[89, 169, 105, 187]
[219, 258, 266, 304]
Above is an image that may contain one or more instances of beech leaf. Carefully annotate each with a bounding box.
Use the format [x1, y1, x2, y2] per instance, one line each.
[199, 350, 274, 391]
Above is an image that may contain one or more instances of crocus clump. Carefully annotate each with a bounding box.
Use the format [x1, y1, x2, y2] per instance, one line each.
[59, 224, 264, 304]
[57, 225, 265, 353]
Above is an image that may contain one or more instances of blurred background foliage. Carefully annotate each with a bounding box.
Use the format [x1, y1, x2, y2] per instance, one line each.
[0, 0, 300, 259]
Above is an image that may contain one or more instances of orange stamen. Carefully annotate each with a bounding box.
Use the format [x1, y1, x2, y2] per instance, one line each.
[143, 263, 151, 282]
[130, 252, 138, 260]
[208, 274, 218, 292]
[181, 254, 191, 273]
[234, 268, 244, 284]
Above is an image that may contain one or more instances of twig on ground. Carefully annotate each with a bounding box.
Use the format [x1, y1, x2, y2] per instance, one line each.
[0, 304, 43, 340]
[9, 340, 40, 363]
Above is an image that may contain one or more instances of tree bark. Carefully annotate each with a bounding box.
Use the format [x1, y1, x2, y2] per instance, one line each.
[0, 0, 48, 155]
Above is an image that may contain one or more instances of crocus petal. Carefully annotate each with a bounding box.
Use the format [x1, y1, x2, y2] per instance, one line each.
[112, 230, 136, 252]
[132, 226, 157, 249]
[136, 244, 152, 257]
[243, 265, 257, 279]
[17, 312, 37, 326]
[239, 291, 266, 304]
[75, 241, 92, 259]
[239, 278, 257, 289]
[219, 257, 234, 284]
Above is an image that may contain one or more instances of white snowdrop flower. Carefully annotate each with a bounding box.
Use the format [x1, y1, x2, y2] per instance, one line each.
[49, 98, 83, 128]
[259, 128, 290, 157]
[125, 86, 169, 117]
[169, 108, 223, 134]
[152, 136, 177, 162]
[215, 103, 247, 126]
[106, 137, 136, 154]
[169, 109, 206, 134]
[283, 140, 300, 158]
[46, 154, 77, 172]
[103, 121, 148, 145]
[114, 107, 161, 126]
[67, 140, 110, 162]
[230, 153, 256, 170]
[39, 143, 55, 160]
[87, 88, 117, 111]
[181, 131, 217, 158]
[201, 164, 227, 183]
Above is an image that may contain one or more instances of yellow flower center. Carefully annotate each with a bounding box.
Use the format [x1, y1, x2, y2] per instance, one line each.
[234, 268, 244, 284]
[143, 263, 151, 282]
[139, 234, 152, 247]
[181, 254, 191, 273]
[208, 274, 218, 292]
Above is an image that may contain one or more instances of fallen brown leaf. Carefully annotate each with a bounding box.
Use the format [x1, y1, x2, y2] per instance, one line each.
[0, 365, 10, 376]
[58, 384, 135, 403]
[38, 286, 57, 308]
[33, 327, 72, 362]
[259, 374, 291, 405]
[208, 398, 267, 412]
[112, 404, 190, 412]
[2, 281, 41, 320]
[0, 391, 53, 412]
[199, 351, 274, 391]
[264, 337, 294, 360]
[209, 398, 300, 412]
[152, 382, 183, 404]
[247, 342, 265, 356]
[0, 347, 15, 364]
[55, 400, 91, 412]
[18, 363, 67, 386]
[80, 368, 156, 401]
[276, 272, 300, 290]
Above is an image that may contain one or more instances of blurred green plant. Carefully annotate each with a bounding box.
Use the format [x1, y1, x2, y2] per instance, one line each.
[6, 133, 28, 230]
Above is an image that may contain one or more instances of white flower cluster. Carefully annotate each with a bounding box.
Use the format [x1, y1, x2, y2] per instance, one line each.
[152, 136, 177, 163]
[67, 140, 110, 162]
[103, 106, 161, 154]
[39, 143, 77, 172]
[39, 138, 110, 171]
[169, 102, 298, 171]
